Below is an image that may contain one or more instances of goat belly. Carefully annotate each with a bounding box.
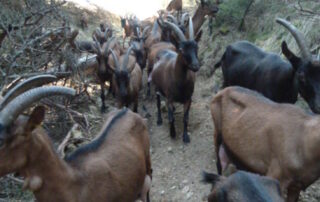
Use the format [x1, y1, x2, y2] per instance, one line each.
[170, 84, 194, 103]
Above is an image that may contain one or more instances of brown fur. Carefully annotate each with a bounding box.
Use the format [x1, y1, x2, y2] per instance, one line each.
[92, 38, 122, 112]
[0, 107, 151, 202]
[111, 54, 142, 112]
[166, 0, 182, 12]
[147, 42, 176, 77]
[190, 0, 219, 37]
[211, 86, 320, 202]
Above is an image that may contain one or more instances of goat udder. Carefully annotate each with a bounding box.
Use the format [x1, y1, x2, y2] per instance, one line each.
[139, 175, 152, 202]
[219, 145, 230, 172]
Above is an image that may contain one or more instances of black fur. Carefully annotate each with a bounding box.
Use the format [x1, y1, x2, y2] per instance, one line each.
[216, 40, 320, 113]
[65, 108, 128, 162]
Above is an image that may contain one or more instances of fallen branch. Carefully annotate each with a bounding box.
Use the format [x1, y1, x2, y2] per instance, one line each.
[57, 124, 79, 157]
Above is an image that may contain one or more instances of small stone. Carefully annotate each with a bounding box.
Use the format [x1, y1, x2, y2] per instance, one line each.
[161, 190, 165, 195]
[182, 186, 189, 194]
[170, 186, 176, 190]
[186, 192, 193, 199]
[168, 147, 173, 153]
[182, 179, 188, 184]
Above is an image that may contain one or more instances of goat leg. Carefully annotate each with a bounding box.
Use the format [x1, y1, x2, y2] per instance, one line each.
[167, 101, 176, 138]
[182, 100, 191, 143]
[133, 98, 138, 113]
[156, 92, 162, 125]
[286, 184, 301, 202]
[147, 82, 151, 98]
[100, 81, 106, 113]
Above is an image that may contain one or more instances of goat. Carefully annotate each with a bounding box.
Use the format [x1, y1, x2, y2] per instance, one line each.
[211, 86, 320, 202]
[91, 37, 122, 112]
[166, 0, 182, 17]
[203, 171, 284, 202]
[79, 13, 88, 29]
[109, 46, 142, 112]
[190, 0, 219, 37]
[121, 15, 140, 48]
[150, 18, 200, 143]
[129, 26, 150, 70]
[0, 79, 152, 201]
[92, 26, 113, 46]
[147, 42, 176, 96]
[214, 18, 320, 113]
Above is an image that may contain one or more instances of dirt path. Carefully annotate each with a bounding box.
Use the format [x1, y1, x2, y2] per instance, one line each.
[144, 76, 216, 201]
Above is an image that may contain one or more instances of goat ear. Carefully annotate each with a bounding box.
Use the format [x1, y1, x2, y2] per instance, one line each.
[281, 41, 301, 70]
[25, 106, 45, 133]
[195, 30, 203, 42]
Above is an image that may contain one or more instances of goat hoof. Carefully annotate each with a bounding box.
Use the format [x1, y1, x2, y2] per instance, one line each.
[157, 119, 162, 126]
[183, 133, 190, 143]
[170, 128, 176, 138]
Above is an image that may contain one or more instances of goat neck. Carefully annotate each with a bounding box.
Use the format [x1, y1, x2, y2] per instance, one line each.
[20, 131, 77, 202]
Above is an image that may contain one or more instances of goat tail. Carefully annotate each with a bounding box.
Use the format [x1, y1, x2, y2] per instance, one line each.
[202, 171, 221, 186]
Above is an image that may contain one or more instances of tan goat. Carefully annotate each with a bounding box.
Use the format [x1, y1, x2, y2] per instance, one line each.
[211, 86, 320, 202]
[109, 46, 142, 112]
[0, 76, 152, 202]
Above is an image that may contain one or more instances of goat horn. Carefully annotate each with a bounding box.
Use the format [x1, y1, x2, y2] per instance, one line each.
[188, 17, 194, 40]
[276, 18, 311, 60]
[0, 75, 57, 110]
[167, 15, 178, 25]
[163, 20, 186, 42]
[142, 25, 151, 39]
[0, 86, 75, 128]
[104, 27, 110, 40]
[93, 39, 101, 55]
[109, 49, 120, 70]
[122, 46, 134, 71]
[104, 37, 116, 57]
[180, 13, 189, 26]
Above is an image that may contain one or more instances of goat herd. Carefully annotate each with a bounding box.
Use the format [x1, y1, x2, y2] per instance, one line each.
[0, 0, 320, 201]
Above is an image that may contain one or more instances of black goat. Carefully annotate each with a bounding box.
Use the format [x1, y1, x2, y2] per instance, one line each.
[214, 18, 320, 113]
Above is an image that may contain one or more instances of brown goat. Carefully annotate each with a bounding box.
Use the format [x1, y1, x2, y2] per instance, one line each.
[166, 0, 182, 14]
[146, 42, 176, 96]
[211, 86, 320, 202]
[129, 26, 151, 70]
[203, 171, 284, 202]
[0, 78, 152, 202]
[121, 15, 140, 48]
[109, 46, 142, 112]
[190, 0, 220, 37]
[150, 18, 200, 143]
[91, 37, 122, 112]
[92, 26, 113, 46]
[79, 13, 88, 29]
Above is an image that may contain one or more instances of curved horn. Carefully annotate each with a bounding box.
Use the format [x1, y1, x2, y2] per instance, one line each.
[104, 27, 110, 40]
[141, 25, 151, 39]
[0, 86, 75, 128]
[180, 13, 189, 26]
[188, 17, 194, 40]
[109, 49, 120, 70]
[0, 75, 57, 110]
[104, 36, 115, 57]
[167, 15, 178, 25]
[122, 46, 134, 71]
[276, 18, 311, 60]
[163, 20, 186, 42]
